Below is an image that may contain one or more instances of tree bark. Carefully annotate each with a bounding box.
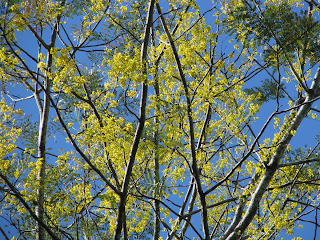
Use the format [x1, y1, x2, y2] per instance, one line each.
[35, 2, 63, 238]
[156, 3, 210, 238]
[224, 66, 320, 240]
[113, 1, 155, 239]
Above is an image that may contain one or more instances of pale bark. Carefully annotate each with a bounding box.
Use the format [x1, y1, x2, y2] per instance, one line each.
[2, 1, 320, 239]
[35, 2, 65, 239]
[32, 79, 121, 194]
[0, 172, 60, 240]
[224, 66, 320, 240]
[35, 23, 56, 240]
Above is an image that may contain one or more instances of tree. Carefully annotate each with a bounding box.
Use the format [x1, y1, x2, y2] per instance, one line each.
[1, 0, 320, 239]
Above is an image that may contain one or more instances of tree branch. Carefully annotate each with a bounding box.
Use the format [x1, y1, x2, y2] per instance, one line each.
[224, 66, 320, 240]
[113, 0, 155, 239]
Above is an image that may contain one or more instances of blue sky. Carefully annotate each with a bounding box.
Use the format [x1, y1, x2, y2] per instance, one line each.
[2, 0, 320, 239]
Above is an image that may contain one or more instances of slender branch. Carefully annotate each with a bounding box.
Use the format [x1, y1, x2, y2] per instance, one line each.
[205, 107, 278, 195]
[132, 189, 204, 239]
[113, 1, 155, 239]
[267, 178, 320, 190]
[0, 172, 60, 240]
[19, 16, 50, 50]
[224, 66, 320, 240]
[156, 3, 210, 239]
[183, 197, 239, 218]
[81, 83, 121, 189]
[278, 157, 320, 168]
[167, 180, 195, 240]
[0, 226, 10, 240]
[250, 0, 310, 92]
[35, 2, 65, 238]
[14, 69, 121, 195]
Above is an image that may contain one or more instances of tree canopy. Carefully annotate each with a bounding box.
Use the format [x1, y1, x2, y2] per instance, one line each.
[1, 0, 320, 239]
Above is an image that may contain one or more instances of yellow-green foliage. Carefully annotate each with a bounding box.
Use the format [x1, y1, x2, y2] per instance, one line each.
[0, 99, 22, 174]
[1, 0, 320, 239]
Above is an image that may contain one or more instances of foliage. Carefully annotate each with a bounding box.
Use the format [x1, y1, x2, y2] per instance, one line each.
[1, 0, 320, 240]
[244, 79, 286, 103]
